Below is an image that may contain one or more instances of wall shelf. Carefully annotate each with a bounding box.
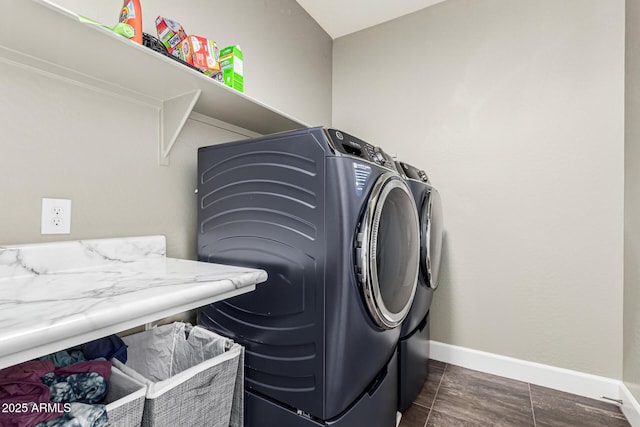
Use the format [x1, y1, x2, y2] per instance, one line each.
[0, 0, 308, 165]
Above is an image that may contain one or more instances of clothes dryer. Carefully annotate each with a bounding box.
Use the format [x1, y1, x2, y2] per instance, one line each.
[197, 127, 421, 427]
[395, 161, 444, 412]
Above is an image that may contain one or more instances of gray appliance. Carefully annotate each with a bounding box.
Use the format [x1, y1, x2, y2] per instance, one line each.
[396, 161, 444, 412]
[197, 127, 421, 426]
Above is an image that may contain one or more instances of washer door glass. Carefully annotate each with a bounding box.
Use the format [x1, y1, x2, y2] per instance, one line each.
[421, 186, 444, 289]
[358, 173, 420, 329]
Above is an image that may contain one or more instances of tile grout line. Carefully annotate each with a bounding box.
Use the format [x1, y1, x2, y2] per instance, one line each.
[424, 363, 448, 427]
[528, 383, 537, 427]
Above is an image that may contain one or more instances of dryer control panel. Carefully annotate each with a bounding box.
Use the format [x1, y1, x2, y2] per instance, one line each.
[398, 161, 429, 183]
[326, 128, 395, 169]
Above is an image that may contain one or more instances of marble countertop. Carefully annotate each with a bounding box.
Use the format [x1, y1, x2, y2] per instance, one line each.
[0, 235, 267, 370]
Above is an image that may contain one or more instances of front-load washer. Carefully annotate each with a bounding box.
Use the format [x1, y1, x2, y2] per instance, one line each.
[395, 161, 444, 412]
[196, 127, 421, 427]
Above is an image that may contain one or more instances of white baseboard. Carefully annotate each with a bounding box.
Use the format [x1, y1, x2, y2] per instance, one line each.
[428, 340, 626, 406]
[620, 382, 640, 427]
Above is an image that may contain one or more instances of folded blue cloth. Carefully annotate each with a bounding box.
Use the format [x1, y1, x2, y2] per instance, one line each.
[81, 335, 127, 363]
[40, 351, 86, 368]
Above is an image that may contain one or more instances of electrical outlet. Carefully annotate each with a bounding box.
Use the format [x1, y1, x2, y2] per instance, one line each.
[41, 198, 71, 234]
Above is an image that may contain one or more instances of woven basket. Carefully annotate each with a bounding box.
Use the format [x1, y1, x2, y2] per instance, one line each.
[105, 366, 146, 427]
[112, 323, 243, 427]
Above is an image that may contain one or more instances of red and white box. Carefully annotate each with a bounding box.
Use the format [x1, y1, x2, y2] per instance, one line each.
[155, 16, 187, 57]
[178, 35, 221, 77]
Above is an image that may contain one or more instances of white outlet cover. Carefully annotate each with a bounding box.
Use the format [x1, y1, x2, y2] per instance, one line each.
[41, 198, 71, 235]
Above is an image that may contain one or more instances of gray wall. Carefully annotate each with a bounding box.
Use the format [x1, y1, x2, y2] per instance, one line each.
[625, 0, 640, 402]
[333, 0, 625, 378]
[0, 0, 332, 258]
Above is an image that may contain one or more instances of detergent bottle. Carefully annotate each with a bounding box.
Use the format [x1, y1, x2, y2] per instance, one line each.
[119, 0, 142, 44]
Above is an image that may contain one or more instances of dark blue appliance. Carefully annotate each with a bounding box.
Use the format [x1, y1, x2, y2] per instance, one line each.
[395, 161, 444, 412]
[197, 127, 421, 426]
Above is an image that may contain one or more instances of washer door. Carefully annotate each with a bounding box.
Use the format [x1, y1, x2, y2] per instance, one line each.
[356, 173, 420, 329]
[421, 186, 443, 289]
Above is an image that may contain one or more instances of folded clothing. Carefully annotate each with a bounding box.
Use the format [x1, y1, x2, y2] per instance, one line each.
[0, 360, 112, 427]
[0, 339, 120, 427]
[0, 360, 54, 384]
[0, 360, 60, 427]
[38, 333, 128, 369]
[81, 335, 127, 364]
[42, 361, 112, 404]
[34, 402, 108, 427]
[40, 350, 86, 368]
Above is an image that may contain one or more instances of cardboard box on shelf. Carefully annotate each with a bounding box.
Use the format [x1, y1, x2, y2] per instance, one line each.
[220, 45, 243, 92]
[155, 16, 187, 57]
[178, 35, 221, 77]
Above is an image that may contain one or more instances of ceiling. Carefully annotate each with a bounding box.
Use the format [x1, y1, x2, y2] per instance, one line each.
[295, 0, 448, 39]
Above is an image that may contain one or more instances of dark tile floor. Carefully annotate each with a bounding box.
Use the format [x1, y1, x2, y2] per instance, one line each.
[400, 360, 630, 427]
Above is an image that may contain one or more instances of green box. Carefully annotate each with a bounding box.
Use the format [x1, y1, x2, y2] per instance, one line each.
[220, 45, 244, 92]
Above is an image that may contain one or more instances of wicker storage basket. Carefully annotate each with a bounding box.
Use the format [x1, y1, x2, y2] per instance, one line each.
[112, 322, 243, 427]
[104, 366, 146, 427]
